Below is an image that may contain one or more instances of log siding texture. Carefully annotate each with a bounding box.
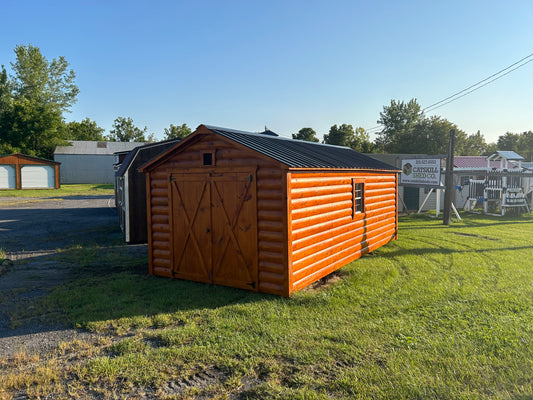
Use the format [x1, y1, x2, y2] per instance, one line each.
[140, 125, 399, 297]
[288, 172, 398, 292]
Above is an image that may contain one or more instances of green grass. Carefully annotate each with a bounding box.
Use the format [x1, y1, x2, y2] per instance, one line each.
[1, 213, 533, 399]
[0, 183, 114, 197]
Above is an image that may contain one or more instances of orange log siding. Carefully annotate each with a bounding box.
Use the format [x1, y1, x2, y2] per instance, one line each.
[143, 127, 399, 297]
[145, 133, 288, 296]
[288, 171, 398, 293]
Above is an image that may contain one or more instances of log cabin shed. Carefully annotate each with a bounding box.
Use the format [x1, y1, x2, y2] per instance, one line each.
[140, 124, 400, 297]
[115, 138, 181, 244]
[0, 153, 60, 190]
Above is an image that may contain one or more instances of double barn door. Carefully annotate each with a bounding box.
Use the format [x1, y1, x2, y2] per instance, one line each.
[169, 170, 258, 290]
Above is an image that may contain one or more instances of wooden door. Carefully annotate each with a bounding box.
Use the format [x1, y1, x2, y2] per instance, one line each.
[169, 171, 258, 290]
[170, 173, 212, 282]
[211, 172, 257, 290]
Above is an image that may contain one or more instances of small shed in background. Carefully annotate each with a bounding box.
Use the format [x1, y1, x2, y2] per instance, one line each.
[54, 141, 142, 184]
[140, 125, 400, 296]
[115, 138, 181, 244]
[0, 153, 60, 189]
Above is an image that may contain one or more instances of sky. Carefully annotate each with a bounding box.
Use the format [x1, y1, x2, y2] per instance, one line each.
[2, 0, 532, 144]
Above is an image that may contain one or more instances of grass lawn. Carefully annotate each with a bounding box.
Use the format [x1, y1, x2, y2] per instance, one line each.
[0, 183, 114, 198]
[1, 213, 532, 399]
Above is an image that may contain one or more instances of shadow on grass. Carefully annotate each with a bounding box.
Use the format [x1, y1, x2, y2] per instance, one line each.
[0, 207, 121, 252]
[90, 184, 114, 190]
[383, 244, 532, 259]
[38, 246, 270, 332]
[399, 213, 533, 231]
[0, 247, 269, 338]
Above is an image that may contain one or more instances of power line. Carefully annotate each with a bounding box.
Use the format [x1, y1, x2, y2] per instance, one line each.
[365, 125, 383, 134]
[422, 52, 533, 112]
[424, 57, 533, 113]
[364, 52, 533, 134]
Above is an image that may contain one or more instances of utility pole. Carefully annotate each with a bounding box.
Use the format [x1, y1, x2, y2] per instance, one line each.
[443, 129, 455, 225]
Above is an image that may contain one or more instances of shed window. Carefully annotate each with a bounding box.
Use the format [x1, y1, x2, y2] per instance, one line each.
[202, 152, 215, 166]
[352, 179, 365, 217]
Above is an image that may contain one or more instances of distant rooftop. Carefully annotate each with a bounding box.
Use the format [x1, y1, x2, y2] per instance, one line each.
[453, 156, 520, 169]
[116, 139, 181, 177]
[487, 151, 524, 161]
[54, 141, 143, 155]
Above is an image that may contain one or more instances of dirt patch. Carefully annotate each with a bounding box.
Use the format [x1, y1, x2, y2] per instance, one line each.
[303, 270, 344, 292]
[0, 195, 147, 358]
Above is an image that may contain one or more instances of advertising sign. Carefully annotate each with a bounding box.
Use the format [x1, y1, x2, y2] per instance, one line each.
[400, 159, 441, 186]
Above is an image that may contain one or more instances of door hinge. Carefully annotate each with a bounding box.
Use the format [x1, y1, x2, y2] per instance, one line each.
[245, 174, 253, 182]
[169, 175, 175, 182]
[247, 281, 256, 289]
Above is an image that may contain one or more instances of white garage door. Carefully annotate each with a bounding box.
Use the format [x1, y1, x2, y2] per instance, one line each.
[21, 165, 55, 188]
[0, 165, 16, 189]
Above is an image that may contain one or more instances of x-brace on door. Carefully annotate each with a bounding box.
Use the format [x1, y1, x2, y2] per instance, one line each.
[169, 170, 258, 290]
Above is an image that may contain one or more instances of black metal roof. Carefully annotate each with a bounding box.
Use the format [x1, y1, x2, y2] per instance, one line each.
[205, 125, 398, 171]
[116, 138, 181, 177]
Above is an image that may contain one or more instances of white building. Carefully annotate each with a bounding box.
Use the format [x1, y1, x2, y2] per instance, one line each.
[54, 141, 142, 184]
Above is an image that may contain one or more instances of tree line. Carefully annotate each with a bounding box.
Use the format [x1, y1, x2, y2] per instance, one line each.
[1, 45, 532, 160]
[296, 99, 533, 158]
[0, 45, 191, 159]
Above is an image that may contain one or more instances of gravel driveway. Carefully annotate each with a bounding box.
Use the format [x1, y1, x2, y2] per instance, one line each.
[0, 195, 146, 358]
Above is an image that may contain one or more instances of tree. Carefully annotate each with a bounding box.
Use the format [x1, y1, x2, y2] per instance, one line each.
[403, 116, 464, 155]
[519, 131, 533, 161]
[0, 44, 78, 158]
[10, 44, 78, 113]
[323, 124, 354, 147]
[348, 127, 374, 152]
[164, 123, 191, 140]
[485, 142, 498, 155]
[375, 99, 424, 152]
[107, 117, 154, 142]
[0, 66, 13, 153]
[292, 127, 319, 142]
[323, 124, 374, 152]
[462, 130, 489, 156]
[62, 118, 105, 141]
[497, 131, 533, 161]
[497, 132, 521, 152]
[5, 99, 65, 157]
[0, 66, 10, 113]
